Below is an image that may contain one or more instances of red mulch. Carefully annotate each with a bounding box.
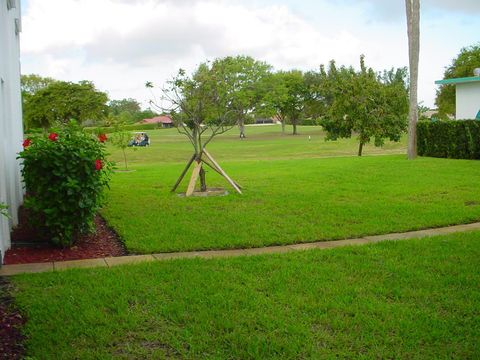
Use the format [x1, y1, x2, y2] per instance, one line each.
[0, 278, 26, 360]
[4, 209, 127, 265]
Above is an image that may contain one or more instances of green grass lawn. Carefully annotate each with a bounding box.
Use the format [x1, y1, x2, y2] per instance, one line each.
[13, 232, 480, 359]
[107, 125, 407, 166]
[101, 126, 480, 253]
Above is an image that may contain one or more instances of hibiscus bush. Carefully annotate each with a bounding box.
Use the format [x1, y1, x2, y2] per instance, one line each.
[18, 121, 112, 246]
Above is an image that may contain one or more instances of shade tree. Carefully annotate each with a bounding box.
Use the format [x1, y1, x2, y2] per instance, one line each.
[209, 56, 272, 138]
[24, 80, 109, 129]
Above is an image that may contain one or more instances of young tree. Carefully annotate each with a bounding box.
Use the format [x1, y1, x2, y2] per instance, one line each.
[24, 81, 109, 129]
[148, 64, 242, 196]
[321, 56, 408, 156]
[435, 44, 480, 117]
[110, 123, 132, 171]
[405, 0, 420, 159]
[210, 56, 272, 138]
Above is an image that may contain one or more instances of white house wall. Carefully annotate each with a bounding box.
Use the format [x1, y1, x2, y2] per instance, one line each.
[0, 0, 23, 263]
[456, 82, 480, 119]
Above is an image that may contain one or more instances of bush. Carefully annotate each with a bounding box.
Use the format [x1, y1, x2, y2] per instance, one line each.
[18, 122, 112, 246]
[417, 120, 480, 159]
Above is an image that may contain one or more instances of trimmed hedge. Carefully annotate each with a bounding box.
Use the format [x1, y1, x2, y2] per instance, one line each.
[417, 120, 480, 159]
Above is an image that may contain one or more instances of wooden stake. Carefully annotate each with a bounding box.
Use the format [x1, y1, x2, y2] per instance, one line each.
[201, 158, 242, 189]
[203, 149, 242, 195]
[186, 161, 202, 197]
[171, 153, 196, 192]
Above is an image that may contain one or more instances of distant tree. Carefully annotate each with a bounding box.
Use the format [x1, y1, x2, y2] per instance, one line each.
[131, 108, 158, 123]
[265, 70, 308, 135]
[24, 81, 109, 129]
[210, 56, 272, 138]
[108, 98, 141, 116]
[21, 74, 57, 129]
[405, 0, 420, 159]
[321, 56, 409, 156]
[435, 43, 480, 117]
[21, 74, 57, 97]
[303, 66, 330, 122]
[148, 64, 241, 196]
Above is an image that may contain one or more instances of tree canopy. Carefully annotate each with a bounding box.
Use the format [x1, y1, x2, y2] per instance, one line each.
[263, 70, 308, 135]
[21, 74, 57, 97]
[435, 43, 480, 117]
[108, 98, 141, 116]
[209, 56, 272, 138]
[24, 80, 109, 129]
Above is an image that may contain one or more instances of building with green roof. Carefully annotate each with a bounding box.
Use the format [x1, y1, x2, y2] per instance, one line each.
[435, 74, 480, 120]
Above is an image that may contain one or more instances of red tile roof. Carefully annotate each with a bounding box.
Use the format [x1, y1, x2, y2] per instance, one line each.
[140, 115, 173, 124]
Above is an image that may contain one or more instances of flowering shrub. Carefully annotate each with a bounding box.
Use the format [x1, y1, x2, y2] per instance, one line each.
[18, 122, 112, 246]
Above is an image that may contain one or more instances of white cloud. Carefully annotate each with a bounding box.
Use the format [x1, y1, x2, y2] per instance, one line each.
[20, 0, 479, 108]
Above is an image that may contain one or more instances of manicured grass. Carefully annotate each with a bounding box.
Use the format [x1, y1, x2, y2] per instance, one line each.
[102, 154, 480, 253]
[13, 232, 480, 359]
[106, 125, 406, 166]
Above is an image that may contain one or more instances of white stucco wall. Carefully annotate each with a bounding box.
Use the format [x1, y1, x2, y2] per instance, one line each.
[456, 81, 480, 119]
[0, 0, 23, 263]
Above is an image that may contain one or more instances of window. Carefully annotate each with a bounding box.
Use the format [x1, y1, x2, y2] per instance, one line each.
[7, 0, 16, 10]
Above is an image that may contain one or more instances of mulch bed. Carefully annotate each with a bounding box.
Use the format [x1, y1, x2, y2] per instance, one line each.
[0, 278, 25, 360]
[3, 208, 127, 265]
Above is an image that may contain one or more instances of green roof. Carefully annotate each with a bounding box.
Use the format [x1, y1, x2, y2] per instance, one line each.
[435, 76, 480, 85]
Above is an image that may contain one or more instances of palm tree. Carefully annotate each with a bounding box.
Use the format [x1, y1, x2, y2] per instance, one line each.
[405, 0, 420, 159]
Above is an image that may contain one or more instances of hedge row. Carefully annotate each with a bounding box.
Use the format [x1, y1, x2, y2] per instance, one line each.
[417, 120, 480, 159]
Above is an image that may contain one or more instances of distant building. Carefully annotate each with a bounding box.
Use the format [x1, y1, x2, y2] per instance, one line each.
[435, 72, 480, 120]
[139, 115, 174, 128]
[0, 0, 23, 263]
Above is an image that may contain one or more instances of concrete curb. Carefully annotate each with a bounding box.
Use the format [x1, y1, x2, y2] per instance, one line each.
[2, 222, 480, 276]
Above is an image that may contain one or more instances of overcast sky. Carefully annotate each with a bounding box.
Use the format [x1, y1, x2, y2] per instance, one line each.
[20, 0, 479, 108]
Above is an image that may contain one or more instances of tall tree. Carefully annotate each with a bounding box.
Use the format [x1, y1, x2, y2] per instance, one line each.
[405, 0, 420, 160]
[108, 98, 141, 116]
[320, 56, 408, 156]
[264, 70, 308, 135]
[21, 74, 56, 97]
[210, 56, 272, 139]
[24, 81, 109, 129]
[435, 44, 480, 117]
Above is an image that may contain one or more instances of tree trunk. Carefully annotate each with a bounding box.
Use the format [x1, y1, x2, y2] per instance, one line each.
[281, 120, 285, 134]
[292, 120, 298, 135]
[238, 119, 246, 139]
[358, 142, 364, 156]
[122, 148, 128, 170]
[199, 166, 207, 192]
[406, 0, 420, 160]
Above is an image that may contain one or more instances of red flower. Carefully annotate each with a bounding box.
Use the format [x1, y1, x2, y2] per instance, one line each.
[95, 159, 103, 171]
[48, 133, 58, 141]
[98, 133, 107, 143]
[23, 138, 32, 148]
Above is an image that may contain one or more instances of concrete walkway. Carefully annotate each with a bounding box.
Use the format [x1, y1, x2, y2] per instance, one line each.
[2, 222, 480, 276]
